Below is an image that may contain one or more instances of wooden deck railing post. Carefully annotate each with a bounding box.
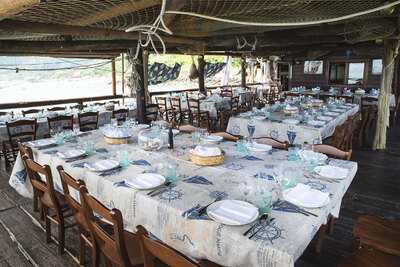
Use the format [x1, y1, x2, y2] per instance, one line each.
[135, 47, 146, 123]
[121, 53, 125, 104]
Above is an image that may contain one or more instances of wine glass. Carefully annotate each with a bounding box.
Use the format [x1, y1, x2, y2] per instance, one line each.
[247, 118, 256, 142]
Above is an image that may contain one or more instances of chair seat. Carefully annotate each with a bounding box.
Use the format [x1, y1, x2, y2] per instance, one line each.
[354, 215, 400, 257]
[41, 191, 69, 211]
[339, 247, 400, 267]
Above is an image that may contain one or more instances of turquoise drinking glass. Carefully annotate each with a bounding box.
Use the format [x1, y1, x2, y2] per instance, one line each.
[255, 194, 272, 214]
[117, 151, 130, 168]
[287, 147, 299, 161]
[236, 140, 249, 157]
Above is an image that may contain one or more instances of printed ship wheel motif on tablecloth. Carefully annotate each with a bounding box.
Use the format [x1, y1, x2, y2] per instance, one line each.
[159, 188, 183, 202]
[251, 221, 284, 244]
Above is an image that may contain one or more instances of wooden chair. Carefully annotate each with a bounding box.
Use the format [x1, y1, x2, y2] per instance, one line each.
[47, 115, 74, 134]
[113, 108, 129, 124]
[47, 106, 66, 112]
[338, 215, 400, 267]
[170, 96, 191, 125]
[252, 137, 289, 150]
[2, 119, 37, 169]
[358, 106, 377, 147]
[22, 109, 43, 117]
[313, 144, 352, 160]
[79, 185, 143, 267]
[145, 104, 159, 123]
[187, 98, 211, 130]
[22, 156, 74, 254]
[155, 96, 174, 122]
[78, 112, 99, 132]
[57, 166, 92, 265]
[18, 143, 38, 213]
[136, 225, 221, 267]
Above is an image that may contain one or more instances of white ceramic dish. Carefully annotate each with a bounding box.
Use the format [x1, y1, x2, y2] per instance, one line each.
[207, 200, 259, 226]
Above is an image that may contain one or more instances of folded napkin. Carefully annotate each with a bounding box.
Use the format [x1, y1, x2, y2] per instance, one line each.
[86, 160, 119, 172]
[57, 149, 85, 159]
[192, 146, 221, 157]
[208, 200, 258, 225]
[314, 165, 348, 179]
[283, 183, 329, 209]
[246, 142, 272, 152]
[298, 150, 327, 163]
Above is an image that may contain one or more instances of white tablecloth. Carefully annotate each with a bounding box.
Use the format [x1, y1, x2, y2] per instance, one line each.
[227, 105, 359, 145]
[0, 107, 136, 144]
[9, 131, 357, 267]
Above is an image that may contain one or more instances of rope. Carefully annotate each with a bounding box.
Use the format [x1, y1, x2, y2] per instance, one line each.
[165, 1, 400, 27]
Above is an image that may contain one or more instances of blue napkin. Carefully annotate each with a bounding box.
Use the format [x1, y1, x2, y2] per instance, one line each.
[182, 175, 213, 185]
[130, 159, 151, 166]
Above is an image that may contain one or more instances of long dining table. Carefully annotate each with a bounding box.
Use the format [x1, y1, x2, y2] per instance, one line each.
[0, 106, 136, 144]
[227, 104, 359, 145]
[9, 130, 357, 267]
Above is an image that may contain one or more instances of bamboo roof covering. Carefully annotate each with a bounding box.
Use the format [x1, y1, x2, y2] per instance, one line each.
[0, 0, 399, 58]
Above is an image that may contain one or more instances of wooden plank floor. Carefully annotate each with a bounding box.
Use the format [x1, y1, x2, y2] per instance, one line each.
[0, 124, 399, 267]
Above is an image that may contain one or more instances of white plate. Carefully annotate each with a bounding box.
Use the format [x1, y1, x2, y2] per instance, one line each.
[201, 135, 223, 144]
[314, 165, 348, 179]
[317, 116, 332, 122]
[308, 120, 325, 127]
[57, 149, 86, 160]
[246, 142, 272, 152]
[207, 200, 259, 226]
[28, 139, 57, 148]
[125, 173, 166, 190]
[283, 183, 329, 209]
[282, 119, 300, 125]
[298, 150, 328, 163]
[85, 159, 120, 172]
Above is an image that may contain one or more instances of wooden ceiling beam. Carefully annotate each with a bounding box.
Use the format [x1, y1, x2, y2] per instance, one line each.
[69, 0, 160, 26]
[0, 51, 119, 59]
[0, 0, 39, 20]
[0, 19, 203, 45]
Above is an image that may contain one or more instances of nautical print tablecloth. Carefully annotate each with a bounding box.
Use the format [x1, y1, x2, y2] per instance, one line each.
[0, 107, 136, 144]
[9, 131, 357, 267]
[227, 104, 359, 145]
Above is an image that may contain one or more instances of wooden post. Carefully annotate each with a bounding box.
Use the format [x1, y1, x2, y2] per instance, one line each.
[111, 58, 116, 96]
[241, 56, 247, 87]
[143, 49, 150, 103]
[373, 39, 400, 150]
[135, 47, 146, 124]
[198, 55, 206, 94]
[121, 53, 125, 104]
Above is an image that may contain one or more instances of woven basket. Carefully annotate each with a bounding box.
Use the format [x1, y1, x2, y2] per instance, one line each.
[104, 136, 129, 145]
[189, 153, 224, 166]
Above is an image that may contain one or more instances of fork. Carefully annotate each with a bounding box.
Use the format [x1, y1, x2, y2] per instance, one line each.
[243, 213, 268, 236]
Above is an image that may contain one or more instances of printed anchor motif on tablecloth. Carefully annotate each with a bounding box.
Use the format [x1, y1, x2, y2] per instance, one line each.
[251, 221, 284, 244]
[209, 190, 228, 199]
[254, 172, 274, 181]
[223, 162, 244, 171]
[231, 124, 241, 135]
[15, 170, 27, 183]
[159, 188, 183, 202]
[170, 233, 194, 247]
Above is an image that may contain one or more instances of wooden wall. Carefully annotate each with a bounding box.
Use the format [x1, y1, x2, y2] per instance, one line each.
[290, 55, 382, 90]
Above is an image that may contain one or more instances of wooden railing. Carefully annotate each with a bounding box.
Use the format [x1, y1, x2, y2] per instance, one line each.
[0, 95, 124, 110]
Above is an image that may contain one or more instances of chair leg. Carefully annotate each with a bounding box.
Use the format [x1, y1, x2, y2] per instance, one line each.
[91, 245, 100, 267]
[315, 224, 328, 254]
[58, 220, 65, 254]
[44, 208, 51, 244]
[79, 231, 86, 265]
[33, 190, 39, 213]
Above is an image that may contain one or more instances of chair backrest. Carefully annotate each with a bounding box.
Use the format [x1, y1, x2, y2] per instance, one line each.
[136, 225, 198, 267]
[78, 112, 99, 132]
[47, 106, 66, 112]
[112, 109, 129, 123]
[47, 115, 74, 132]
[170, 97, 182, 113]
[155, 97, 168, 111]
[22, 155, 61, 212]
[18, 142, 34, 160]
[313, 144, 352, 160]
[145, 104, 159, 122]
[22, 109, 42, 117]
[253, 137, 289, 150]
[188, 98, 201, 114]
[57, 166, 87, 228]
[6, 119, 37, 144]
[80, 185, 135, 266]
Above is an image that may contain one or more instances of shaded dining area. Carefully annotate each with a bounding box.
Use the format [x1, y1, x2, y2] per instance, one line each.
[1, 1, 400, 267]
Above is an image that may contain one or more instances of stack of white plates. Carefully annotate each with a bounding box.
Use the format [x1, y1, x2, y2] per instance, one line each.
[207, 200, 259, 225]
[85, 160, 120, 172]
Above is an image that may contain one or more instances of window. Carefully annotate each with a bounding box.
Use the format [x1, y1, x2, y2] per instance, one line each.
[347, 63, 365, 85]
[304, 60, 323, 74]
[329, 62, 346, 84]
[372, 59, 382, 75]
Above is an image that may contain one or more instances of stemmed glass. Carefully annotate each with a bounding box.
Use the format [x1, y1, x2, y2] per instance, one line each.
[247, 118, 256, 143]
